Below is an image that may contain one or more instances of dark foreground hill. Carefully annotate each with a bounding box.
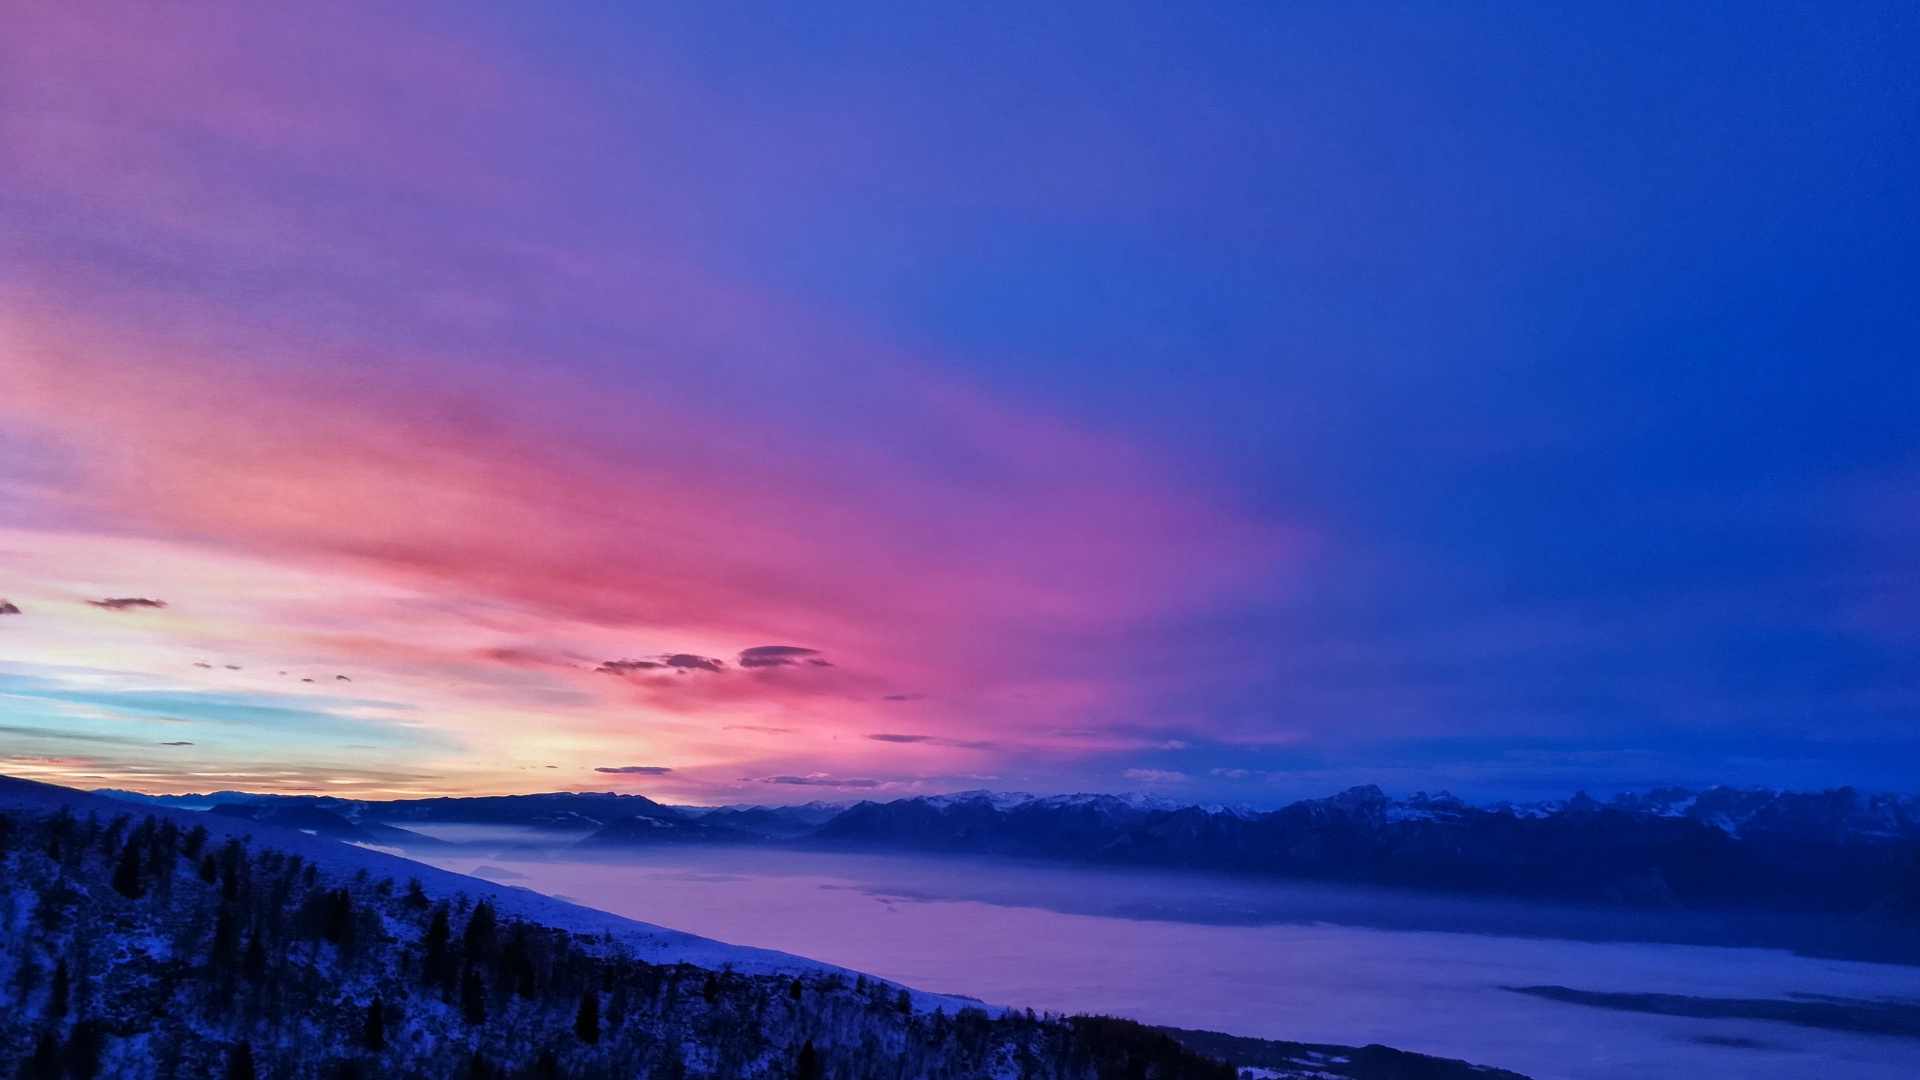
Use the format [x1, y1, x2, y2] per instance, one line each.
[0, 797, 1244, 1080]
[0, 776, 1542, 1080]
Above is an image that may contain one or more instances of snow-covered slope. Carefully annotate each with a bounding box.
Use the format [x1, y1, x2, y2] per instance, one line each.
[0, 775, 982, 1014]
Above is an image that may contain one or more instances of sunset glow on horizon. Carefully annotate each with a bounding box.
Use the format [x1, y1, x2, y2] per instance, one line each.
[3, 1, 1916, 802]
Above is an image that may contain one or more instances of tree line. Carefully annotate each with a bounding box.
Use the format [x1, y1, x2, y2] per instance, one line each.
[0, 806, 1233, 1080]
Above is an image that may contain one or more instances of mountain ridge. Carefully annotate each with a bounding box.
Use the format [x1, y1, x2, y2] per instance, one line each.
[806, 784, 1920, 914]
[97, 783, 1920, 916]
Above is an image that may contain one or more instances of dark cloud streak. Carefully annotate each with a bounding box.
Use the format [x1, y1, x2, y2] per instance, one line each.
[738, 645, 825, 668]
[866, 733, 1001, 751]
[754, 774, 881, 788]
[597, 659, 665, 674]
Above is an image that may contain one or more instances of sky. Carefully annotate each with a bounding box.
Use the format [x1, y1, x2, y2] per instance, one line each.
[0, 1, 1915, 804]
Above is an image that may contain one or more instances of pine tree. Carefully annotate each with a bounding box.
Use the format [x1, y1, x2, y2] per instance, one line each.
[49, 959, 69, 1019]
[199, 854, 218, 884]
[461, 970, 488, 1025]
[212, 909, 239, 971]
[897, 988, 913, 1014]
[29, 1030, 59, 1080]
[790, 977, 804, 1001]
[504, 927, 536, 999]
[244, 930, 267, 982]
[112, 842, 145, 899]
[462, 900, 496, 962]
[227, 1041, 255, 1080]
[403, 878, 430, 910]
[363, 997, 386, 1051]
[100, 816, 126, 859]
[575, 989, 600, 1044]
[796, 1039, 822, 1080]
[516, 960, 537, 999]
[606, 983, 628, 1035]
[65, 1020, 105, 1080]
[322, 887, 355, 947]
[423, 906, 451, 987]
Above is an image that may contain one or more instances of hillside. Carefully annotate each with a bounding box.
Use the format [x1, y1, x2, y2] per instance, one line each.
[9, 777, 1548, 1080]
[0, 779, 1241, 1080]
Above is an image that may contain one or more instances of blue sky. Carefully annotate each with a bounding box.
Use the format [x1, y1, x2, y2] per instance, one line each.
[0, 1, 1915, 799]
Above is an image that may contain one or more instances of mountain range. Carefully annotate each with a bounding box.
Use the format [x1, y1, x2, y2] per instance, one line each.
[100, 784, 1920, 915]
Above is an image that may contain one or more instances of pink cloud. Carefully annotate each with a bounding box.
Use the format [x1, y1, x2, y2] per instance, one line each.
[0, 0, 1303, 793]
[1, 277, 1294, 740]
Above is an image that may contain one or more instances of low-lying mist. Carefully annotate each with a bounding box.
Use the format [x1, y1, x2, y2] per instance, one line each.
[407, 843, 1920, 1080]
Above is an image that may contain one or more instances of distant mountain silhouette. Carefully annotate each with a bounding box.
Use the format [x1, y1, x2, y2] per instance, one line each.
[809, 785, 1920, 913]
[101, 783, 1920, 914]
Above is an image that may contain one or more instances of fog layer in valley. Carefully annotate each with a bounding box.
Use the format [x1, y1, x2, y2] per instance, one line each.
[414, 841, 1920, 1080]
